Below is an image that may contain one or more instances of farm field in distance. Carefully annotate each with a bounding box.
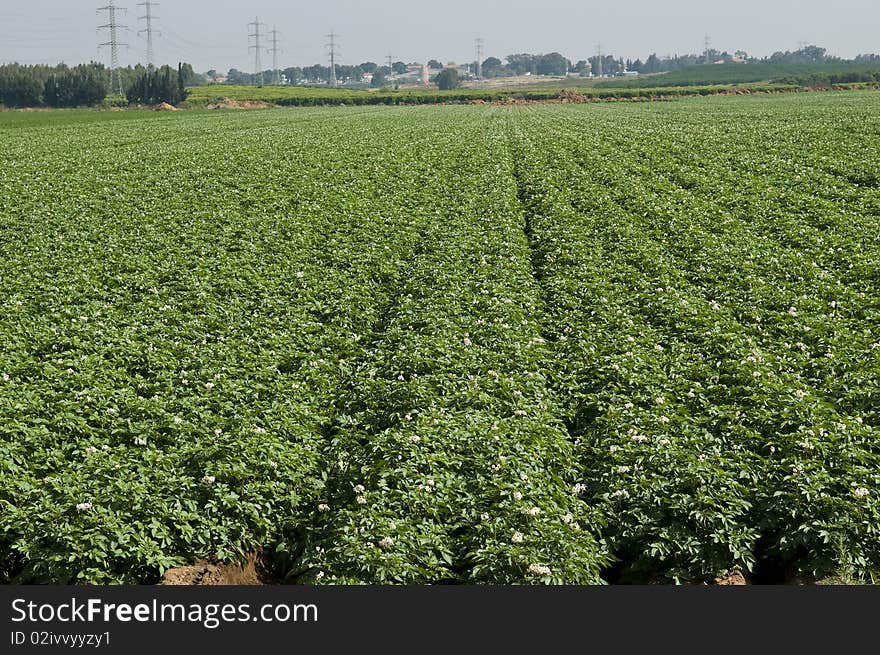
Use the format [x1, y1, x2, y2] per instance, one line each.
[0, 92, 878, 585]
[184, 82, 798, 107]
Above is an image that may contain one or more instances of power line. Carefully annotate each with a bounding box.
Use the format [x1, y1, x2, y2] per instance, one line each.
[97, 1, 128, 95]
[161, 25, 230, 50]
[0, 11, 81, 23]
[0, 36, 81, 42]
[326, 31, 339, 87]
[156, 35, 203, 69]
[137, 1, 159, 68]
[248, 16, 268, 85]
[269, 26, 282, 84]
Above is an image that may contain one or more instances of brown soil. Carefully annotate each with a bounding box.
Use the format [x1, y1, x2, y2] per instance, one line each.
[206, 97, 276, 110]
[160, 553, 270, 586]
[154, 102, 179, 111]
[713, 570, 749, 585]
[558, 89, 591, 103]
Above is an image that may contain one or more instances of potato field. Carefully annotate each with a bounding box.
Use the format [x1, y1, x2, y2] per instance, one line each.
[1, 92, 878, 584]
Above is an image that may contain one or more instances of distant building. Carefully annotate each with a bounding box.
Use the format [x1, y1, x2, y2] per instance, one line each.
[443, 62, 470, 75]
[404, 64, 430, 85]
[390, 64, 430, 86]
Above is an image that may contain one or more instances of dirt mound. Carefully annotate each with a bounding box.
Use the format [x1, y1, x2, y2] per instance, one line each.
[206, 97, 275, 110]
[557, 89, 591, 103]
[154, 102, 179, 111]
[713, 570, 749, 585]
[490, 90, 602, 106]
[493, 96, 535, 106]
[160, 553, 270, 586]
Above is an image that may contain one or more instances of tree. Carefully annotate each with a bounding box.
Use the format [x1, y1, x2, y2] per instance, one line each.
[283, 67, 303, 84]
[125, 63, 189, 105]
[44, 64, 107, 107]
[177, 63, 186, 99]
[801, 45, 827, 63]
[427, 59, 443, 69]
[335, 65, 361, 83]
[226, 68, 252, 84]
[0, 67, 43, 107]
[178, 63, 199, 86]
[537, 52, 569, 76]
[435, 68, 459, 90]
[506, 53, 537, 75]
[392, 61, 407, 75]
[482, 56, 503, 77]
[590, 54, 624, 76]
[766, 46, 830, 65]
[302, 65, 328, 83]
[370, 69, 387, 87]
[360, 62, 378, 74]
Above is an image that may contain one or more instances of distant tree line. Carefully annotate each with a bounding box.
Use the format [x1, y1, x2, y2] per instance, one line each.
[477, 46, 854, 79]
[222, 45, 880, 90]
[0, 61, 202, 108]
[474, 45, 880, 77]
[200, 44, 880, 91]
[0, 63, 111, 108]
[42, 66, 108, 107]
[457, 45, 880, 81]
[618, 45, 878, 76]
[222, 60, 417, 86]
[4, 44, 880, 108]
[125, 64, 189, 105]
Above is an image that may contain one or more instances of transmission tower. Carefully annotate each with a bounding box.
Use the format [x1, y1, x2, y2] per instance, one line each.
[326, 31, 340, 87]
[386, 54, 393, 70]
[704, 34, 712, 63]
[475, 38, 484, 80]
[596, 43, 603, 77]
[97, 1, 129, 95]
[248, 17, 268, 85]
[269, 26, 282, 84]
[137, 1, 159, 68]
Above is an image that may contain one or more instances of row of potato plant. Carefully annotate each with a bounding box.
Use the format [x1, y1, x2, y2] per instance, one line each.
[509, 101, 878, 581]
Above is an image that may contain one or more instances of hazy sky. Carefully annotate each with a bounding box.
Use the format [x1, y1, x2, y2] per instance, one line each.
[1, 0, 878, 72]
